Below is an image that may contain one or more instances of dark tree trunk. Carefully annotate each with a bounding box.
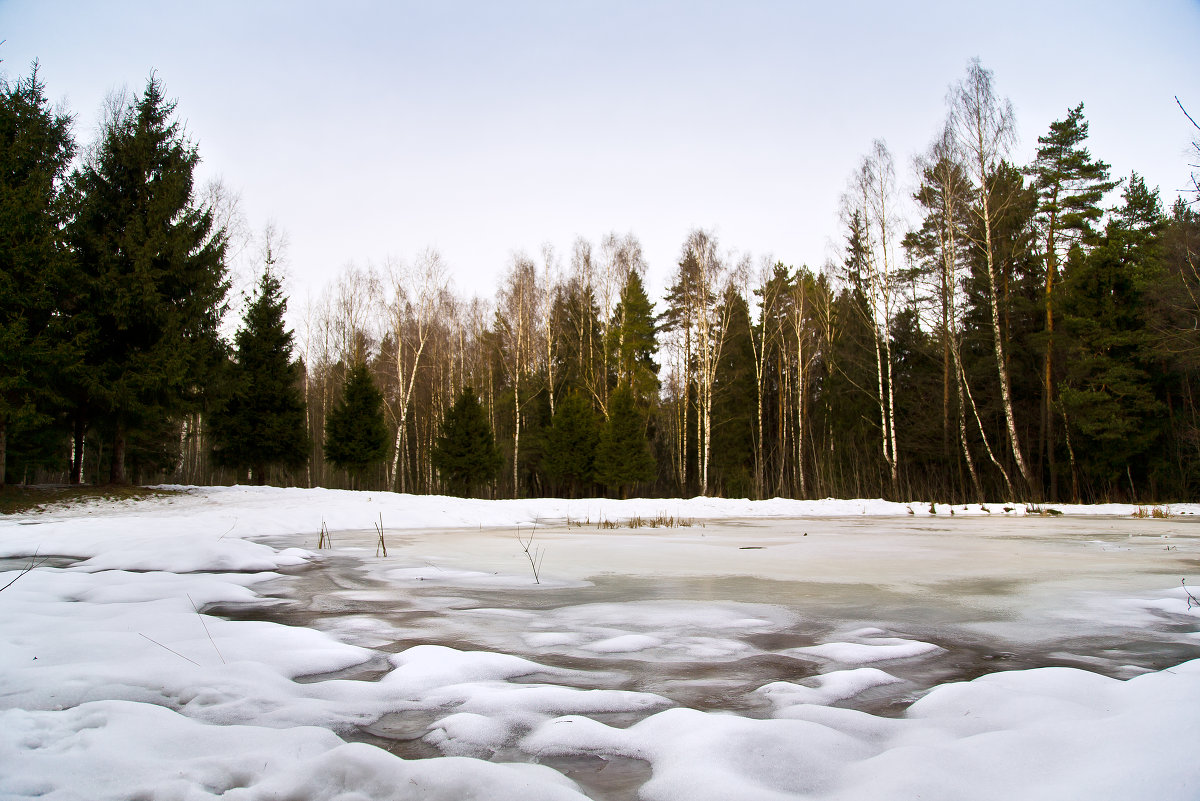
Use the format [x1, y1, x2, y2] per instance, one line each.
[111, 423, 128, 485]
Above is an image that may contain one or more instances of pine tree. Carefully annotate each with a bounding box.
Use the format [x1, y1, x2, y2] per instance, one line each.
[323, 362, 388, 488]
[69, 75, 228, 483]
[542, 391, 599, 497]
[432, 385, 502, 497]
[0, 64, 76, 487]
[595, 384, 655, 498]
[1027, 103, 1116, 499]
[210, 267, 309, 484]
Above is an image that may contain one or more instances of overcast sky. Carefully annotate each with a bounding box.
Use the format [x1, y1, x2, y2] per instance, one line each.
[5, 0, 1199, 312]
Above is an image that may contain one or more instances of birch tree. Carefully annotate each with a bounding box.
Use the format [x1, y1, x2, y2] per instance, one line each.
[750, 259, 787, 498]
[846, 142, 900, 491]
[495, 254, 540, 498]
[949, 58, 1033, 497]
[540, 243, 563, 416]
[386, 248, 448, 493]
[665, 230, 734, 495]
[906, 127, 1001, 500]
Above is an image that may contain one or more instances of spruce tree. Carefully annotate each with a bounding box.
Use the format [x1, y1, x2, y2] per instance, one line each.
[609, 269, 660, 406]
[432, 386, 502, 497]
[323, 362, 388, 488]
[210, 268, 309, 484]
[1058, 174, 1165, 498]
[543, 391, 599, 497]
[595, 385, 655, 498]
[710, 289, 756, 496]
[69, 75, 228, 483]
[0, 64, 76, 487]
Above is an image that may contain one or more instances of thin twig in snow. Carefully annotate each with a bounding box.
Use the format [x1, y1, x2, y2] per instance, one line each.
[188, 593, 226, 664]
[375, 513, 387, 557]
[517, 525, 544, 584]
[0, 548, 48, 593]
[139, 633, 201, 667]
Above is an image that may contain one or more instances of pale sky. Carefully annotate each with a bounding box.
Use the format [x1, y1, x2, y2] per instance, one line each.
[5, 1, 1199, 314]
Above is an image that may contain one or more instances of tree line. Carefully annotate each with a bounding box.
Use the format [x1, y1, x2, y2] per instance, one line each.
[3, 60, 1199, 502]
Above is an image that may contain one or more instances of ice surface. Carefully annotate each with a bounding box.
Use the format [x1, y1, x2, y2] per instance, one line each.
[2, 486, 1199, 800]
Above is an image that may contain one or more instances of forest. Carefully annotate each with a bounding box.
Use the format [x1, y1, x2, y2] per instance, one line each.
[3, 59, 1200, 503]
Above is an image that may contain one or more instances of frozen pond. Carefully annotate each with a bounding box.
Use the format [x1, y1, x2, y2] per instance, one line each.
[219, 514, 1200, 796]
[5, 489, 1200, 801]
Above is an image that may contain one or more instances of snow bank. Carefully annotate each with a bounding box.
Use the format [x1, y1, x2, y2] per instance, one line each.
[523, 660, 1200, 800]
[0, 701, 591, 801]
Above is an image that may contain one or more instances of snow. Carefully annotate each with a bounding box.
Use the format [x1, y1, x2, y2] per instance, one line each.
[2, 485, 1199, 799]
[787, 637, 944, 665]
[757, 668, 904, 710]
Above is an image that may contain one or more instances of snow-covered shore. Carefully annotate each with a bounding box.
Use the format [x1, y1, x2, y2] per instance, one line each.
[2, 487, 1198, 800]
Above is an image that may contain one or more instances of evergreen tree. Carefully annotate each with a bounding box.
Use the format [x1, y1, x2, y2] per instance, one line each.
[609, 269, 660, 406]
[710, 289, 756, 497]
[888, 303, 944, 496]
[542, 391, 599, 497]
[1027, 103, 1116, 499]
[210, 267, 309, 484]
[813, 215, 889, 497]
[1058, 174, 1165, 499]
[68, 75, 228, 483]
[595, 384, 655, 498]
[1147, 200, 1200, 495]
[323, 362, 388, 487]
[0, 64, 76, 487]
[432, 385, 502, 497]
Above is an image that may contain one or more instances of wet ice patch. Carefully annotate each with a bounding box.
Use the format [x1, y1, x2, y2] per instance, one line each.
[522, 599, 797, 662]
[524, 632, 582, 648]
[544, 600, 797, 632]
[582, 634, 664, 653]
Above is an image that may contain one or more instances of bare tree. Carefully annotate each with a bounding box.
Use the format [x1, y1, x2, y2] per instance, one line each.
[846, 141, 901, 491]
[749, 257, 784, 498]
[949, 58, 1033, 497]
[496, 254, 541, 497]
[910, 127, 1002, 500]
[540, 243, 563, 416]
[385, 248, 448, 493]
[669, 229, 735, 495]
[787, 267, 819, 497]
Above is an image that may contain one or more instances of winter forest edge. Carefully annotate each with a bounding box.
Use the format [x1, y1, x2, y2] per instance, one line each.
[5, 59, 1200, 505]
